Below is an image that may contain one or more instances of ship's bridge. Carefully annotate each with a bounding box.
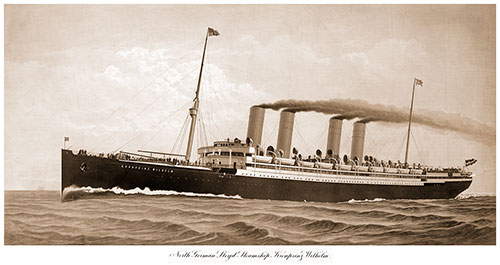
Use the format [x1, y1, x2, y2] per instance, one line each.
[197, 138, 255, 169]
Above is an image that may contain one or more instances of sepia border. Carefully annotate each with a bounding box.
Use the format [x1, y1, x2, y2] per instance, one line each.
[1, 0, 498, 264]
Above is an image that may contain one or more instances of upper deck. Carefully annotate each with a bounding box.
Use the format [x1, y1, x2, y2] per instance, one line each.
[197, 138, 254, 169]
[195, 139, 472, 180]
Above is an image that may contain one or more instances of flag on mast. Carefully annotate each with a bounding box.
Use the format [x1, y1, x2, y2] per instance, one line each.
[208, 27, 220, 37]
[465, 158, 477, 167]
[64, 136, 69, 149]
[415, 78, 423, 86]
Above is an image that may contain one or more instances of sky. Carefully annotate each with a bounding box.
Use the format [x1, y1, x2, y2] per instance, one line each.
[4, 4, 496, 193]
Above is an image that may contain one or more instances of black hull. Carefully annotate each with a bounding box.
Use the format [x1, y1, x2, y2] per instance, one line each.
[62, 150, 472, 202]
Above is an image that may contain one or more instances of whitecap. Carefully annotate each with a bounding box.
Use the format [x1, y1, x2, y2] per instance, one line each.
[347, 198, 386, 203]
[62, 185, 242, 200]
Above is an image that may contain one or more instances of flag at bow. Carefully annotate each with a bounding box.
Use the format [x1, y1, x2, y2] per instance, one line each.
[64, 137, 70, 142]
[415, 78, 423, 86]
[465, 158, 477, 167]
[208, 27, 220, 37]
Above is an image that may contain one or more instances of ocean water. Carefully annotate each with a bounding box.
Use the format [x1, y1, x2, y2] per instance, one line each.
[4, 189, 496, 245]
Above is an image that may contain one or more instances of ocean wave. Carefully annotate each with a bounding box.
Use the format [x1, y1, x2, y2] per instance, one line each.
[95, 216, 192, 232]
[5, 212, 77, 222]
[226, 221, 270, 238]
[223, 221, 292, 244]
[358, 210, 393, 218]
[387, 204, 442, 213]
[248, 212, 383, 234]
[62, 186, 242, 201]
[471, 218, 495, 226]
[162, 208, 243, 220]
[302, 219, 349, 233]
[5, 191, 496, 245]
[250, 213, 311, 226]
[5, 229, 146, 245]
[276, 205, 348, 215]
[386, 213, 452, 223]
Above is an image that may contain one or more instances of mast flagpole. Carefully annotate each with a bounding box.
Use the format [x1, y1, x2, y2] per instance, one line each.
[404, 78, 417, 167]
[185, 27, 219, 162]
[185, 29, 208, 162]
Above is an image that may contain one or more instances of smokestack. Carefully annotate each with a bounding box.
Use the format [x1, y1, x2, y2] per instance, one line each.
[350, 122, 366, 162]
[326, 117, 342, 158]
[246, 106, 265, 146]
[276, 110, 295, 158]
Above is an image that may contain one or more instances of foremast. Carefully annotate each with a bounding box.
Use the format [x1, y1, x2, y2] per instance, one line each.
[185, 27, 219, 162]
[404, 78, 423, 166]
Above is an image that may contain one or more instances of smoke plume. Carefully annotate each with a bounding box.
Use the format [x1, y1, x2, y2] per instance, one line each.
[256, 99, 495, 144]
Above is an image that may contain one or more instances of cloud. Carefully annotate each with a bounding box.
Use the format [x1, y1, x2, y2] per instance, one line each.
[103, 65, 123, 82]
[94, 46, 270, 148]
[116, 47, 172, 74]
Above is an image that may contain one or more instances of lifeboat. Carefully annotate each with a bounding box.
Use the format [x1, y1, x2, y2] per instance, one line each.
[302, 161, 315, 168]
[275, 157, 295, 165]
[385, 167, 398, 173]
[339, 164, 352, 171]
[255, 155, 272, 163]
[355, 166, 369, 172]
[317, 162, 333, 169]
[411, 169, 423, 175]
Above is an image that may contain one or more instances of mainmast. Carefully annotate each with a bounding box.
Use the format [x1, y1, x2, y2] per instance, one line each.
[185, 27, 219, 161]
[404, 78, 423, 166]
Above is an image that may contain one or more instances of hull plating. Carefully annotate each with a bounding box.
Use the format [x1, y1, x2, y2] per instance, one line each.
[62, 150, 472, 202]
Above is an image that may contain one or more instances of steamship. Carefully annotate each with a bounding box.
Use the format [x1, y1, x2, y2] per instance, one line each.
[61, 28, 473, 202]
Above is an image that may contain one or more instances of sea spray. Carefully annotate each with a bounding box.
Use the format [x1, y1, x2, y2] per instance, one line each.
[62, 185, 242, 201]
